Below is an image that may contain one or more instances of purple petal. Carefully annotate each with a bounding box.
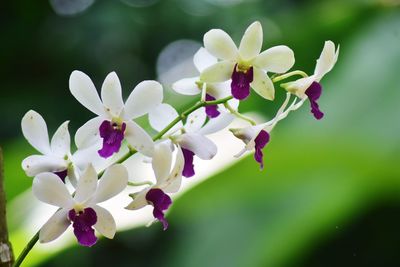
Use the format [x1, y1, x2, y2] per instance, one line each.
[146, 189, 172, 230]
[253, 130, 270, 169]
[182, 148, 195, 178]
[305, 82, 324, 120]
[205, 94, 220, 118]
[54, 169, 68, 183]
[98, 120, 126, 158]
[231, 64, 253, 100]
[68, 207, 97, 247]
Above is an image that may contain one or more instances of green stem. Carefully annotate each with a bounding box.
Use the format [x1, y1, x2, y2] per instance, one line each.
[272, 70, 308, 83]
[13, 95, 234, 267]
[127, 181, 154, 187]
[12, 232, 39, 267]
[223, 102, 257, 126]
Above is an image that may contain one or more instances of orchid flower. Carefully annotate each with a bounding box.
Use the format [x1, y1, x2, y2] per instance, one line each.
[125, 142, 184, 230]
[32, 164, 128, 247]
[230, 93, 304, 168]
[282, 41, 339, 119]
[21, 110, 100, 185]
[69, 71, 162, 158]
[200, 21, 295, 101]
[172, 47, 239, 118]
[149, 103, 234, 177]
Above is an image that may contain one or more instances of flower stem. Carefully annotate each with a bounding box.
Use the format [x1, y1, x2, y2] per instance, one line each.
[14, 95, 234, 267]
[223, 102, 257, 126]
[1, 147, 14, 267]
[127, 181, 154, 187]
[12, 232, 39, 267]
[272, 70, 308, 83]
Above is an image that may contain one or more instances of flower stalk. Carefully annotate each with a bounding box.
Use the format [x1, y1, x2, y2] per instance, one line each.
[14, 21, 339, 265]
[0, 147, 14, 267]
[13, 94, 235, 267]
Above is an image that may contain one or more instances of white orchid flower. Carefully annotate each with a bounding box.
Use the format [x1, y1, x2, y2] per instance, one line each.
[148, 103, 234, 177]
[282, 41, 339, 119]
[33, 164, 128, 247]
[21, 110, 101, 185]
[200, 21, 295, 101]
[69, 71, 162, 158]
[125, 142, 184, 230]
[230, 93, 304, 169]
[172, 47, 239, 118]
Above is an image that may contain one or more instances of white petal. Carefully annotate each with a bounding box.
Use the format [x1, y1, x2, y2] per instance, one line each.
[21, 110, 51, 155]
[91, 164, 128, 204]
[161, 146, 184, 193]
[193, 47, 218, 72]
[50, 121, 71, 157]
[251, 67, 275, 100]
[22, 155, 67, 177]
[74, 164, 98, 203]
[230, 125, 258, 145]
[206, 81, 231, 99]
[123, 80, 163, 119]
[125, 189, 149, 210]
[69, 71, 105, 116]
[204, 29, 238, 61]
[172, 77, 201, 95]
[314, 40, 339, 80]
[200, 61, 235, 83]
[239, 21, 263, 61]
[152, 142, 172, 182]
[226, 98, 240, 110]
[148, 103, 182, 133]
[92, 205, 116, 239]
[177, 133, 217, 160]
[125, 121, 155, 157]
[254, 45, 295, 73]
[39, 208, 70, 243]
[282, 76, 315, 98]
[184, 107, 206, 133]
[197, 113, 235, 135]
[74, 116, 103, 149]
[33, 172, 73, 208]
[243, 125, 265, 151]
[101, 72, 124, 117]
[72, 144, 105, 172]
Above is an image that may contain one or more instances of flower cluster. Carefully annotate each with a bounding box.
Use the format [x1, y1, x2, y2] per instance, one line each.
[21, 21, 338, 247]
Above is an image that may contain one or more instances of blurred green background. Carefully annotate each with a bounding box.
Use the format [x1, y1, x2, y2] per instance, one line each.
[1, 0, 400, 266]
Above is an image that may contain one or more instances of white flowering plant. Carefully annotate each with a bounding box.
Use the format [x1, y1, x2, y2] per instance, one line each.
[9, 21, 338, 266]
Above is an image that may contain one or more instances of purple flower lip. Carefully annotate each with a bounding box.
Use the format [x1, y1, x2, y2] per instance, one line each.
[205, 94, 220, 118]
[181, 148, 195, 178]
[68, 207, 98, 247]
[305, 81, 324, 120]
[98, 120, 126, 158]
[54, 169, 68, 183]
[146, 189, 172, 230]
[231, 64, 254, 100]
[254, 130, 270, 169]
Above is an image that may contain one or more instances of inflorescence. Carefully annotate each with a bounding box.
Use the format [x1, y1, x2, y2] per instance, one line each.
[21, 21, 339, 249]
